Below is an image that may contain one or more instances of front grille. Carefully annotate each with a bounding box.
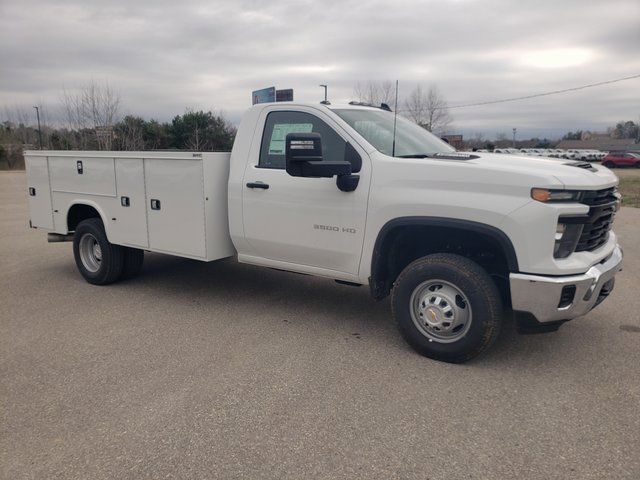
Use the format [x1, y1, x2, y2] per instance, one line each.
[575, 187, 617, 252]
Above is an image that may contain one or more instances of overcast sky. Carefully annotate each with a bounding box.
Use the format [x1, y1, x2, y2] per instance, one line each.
[1, 0, 639, 138]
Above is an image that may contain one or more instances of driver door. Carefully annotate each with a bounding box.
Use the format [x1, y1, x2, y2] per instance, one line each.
[241, 107, 370, 278]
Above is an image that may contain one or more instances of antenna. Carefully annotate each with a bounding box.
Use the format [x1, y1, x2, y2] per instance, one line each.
[391, 80, 399, 157]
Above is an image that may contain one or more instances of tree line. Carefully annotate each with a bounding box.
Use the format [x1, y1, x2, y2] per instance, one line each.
[563, 121, 639, 141]
[1, 82, 236, 169]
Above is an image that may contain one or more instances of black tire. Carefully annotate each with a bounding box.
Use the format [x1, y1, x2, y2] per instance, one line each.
[603, 161, 615, 168]
[73, 218, 124, 285]
[635, 162, 640, 168]
[120, 247, 144, 280]
[391, 253, 503, 363]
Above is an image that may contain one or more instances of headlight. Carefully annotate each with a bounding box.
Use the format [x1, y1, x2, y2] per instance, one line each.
[554, 221, 583, 258]
[531, 188, 582, 203]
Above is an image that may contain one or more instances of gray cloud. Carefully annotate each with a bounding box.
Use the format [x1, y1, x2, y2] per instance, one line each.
[1, 0, 639, 137]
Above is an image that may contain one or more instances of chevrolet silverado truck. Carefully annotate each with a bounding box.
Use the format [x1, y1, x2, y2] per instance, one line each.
[24, 102, 623, 362]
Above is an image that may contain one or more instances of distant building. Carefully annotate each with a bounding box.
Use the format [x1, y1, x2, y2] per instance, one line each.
[555, 138, 639, 152]
[441, 134, 464, 150]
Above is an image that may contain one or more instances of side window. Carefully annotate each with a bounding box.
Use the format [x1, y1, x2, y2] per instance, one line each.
[259, 111, 347, 169]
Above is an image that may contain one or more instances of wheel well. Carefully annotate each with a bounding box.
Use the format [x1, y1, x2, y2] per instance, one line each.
[370, 219, 518, 303]
[67, 204, 101, 231]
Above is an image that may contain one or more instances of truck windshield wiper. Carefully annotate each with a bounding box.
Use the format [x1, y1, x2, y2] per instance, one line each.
[396, 154, 432, 158]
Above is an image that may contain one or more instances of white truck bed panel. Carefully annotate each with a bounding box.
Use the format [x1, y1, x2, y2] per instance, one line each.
[113, 158, 148, 248]
[50, 156, 117, 197]
[24, 151, 236, 262]
[25, 155, 54, 229]
[145, 158, 207, 258]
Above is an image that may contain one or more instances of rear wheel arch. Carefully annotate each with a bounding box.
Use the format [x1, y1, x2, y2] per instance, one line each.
[66, 202, 110, 238]
[369, 217, 519, 300]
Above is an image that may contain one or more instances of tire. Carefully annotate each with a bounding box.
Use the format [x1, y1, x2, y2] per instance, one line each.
[120, 247, 144, 280]
[635, 162, 640, 168]
[603, 161, 615, 168]
[391, 253, 503, 363]
[73, 218, 124, 285]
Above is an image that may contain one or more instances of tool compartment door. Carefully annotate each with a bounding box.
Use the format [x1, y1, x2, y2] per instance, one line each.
[49, 156, 116, 196]
[144, 158, 206, 258]
[25, 155, 54, 229]
[109, 158, 149, 248]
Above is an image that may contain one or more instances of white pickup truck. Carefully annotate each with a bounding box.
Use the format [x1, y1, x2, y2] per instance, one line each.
[25, 102, 623, 363]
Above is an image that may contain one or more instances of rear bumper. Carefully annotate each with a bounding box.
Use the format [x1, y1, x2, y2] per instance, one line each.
[509, 245, 623, 323]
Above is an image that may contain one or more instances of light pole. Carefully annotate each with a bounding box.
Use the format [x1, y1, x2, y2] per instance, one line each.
[512, 127, 517, 148]
[319, 84, 328, 103]
[33, 106, 43, 150]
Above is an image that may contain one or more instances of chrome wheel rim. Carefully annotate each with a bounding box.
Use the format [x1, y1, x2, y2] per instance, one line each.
[409, 279, 472, 343]
[79, 233, 102, 273]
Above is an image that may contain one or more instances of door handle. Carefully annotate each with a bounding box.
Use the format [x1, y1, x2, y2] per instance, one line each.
[150, 199, 161, 210]
[246, 182, 269, 190]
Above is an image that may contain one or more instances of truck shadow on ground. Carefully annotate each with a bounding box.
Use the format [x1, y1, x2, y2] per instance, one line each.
[57, 251, 605, 367]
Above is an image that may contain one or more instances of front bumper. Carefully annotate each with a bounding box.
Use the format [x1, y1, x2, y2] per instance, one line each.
[509, 245, 623, 323]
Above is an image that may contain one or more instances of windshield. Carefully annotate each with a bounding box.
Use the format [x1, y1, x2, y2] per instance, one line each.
[332, 108, 455, 157]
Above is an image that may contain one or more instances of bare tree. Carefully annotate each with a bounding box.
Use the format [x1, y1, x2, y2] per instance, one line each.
[403, 84, 452, 134]
[353, 80, 396, 106]
[116, 116, 145, 150]
[466, 132, 485, 150]
[2, 105, 32, 144]
[60, 81, 121, 150]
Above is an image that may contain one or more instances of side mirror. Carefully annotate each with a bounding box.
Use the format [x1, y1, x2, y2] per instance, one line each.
[285, 133, 352, 178]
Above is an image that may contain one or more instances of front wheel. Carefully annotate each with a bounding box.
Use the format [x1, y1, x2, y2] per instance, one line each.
[391, 254, 503, 363]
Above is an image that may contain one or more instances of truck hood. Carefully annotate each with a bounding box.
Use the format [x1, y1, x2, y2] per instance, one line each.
[467, 153, 618, 190]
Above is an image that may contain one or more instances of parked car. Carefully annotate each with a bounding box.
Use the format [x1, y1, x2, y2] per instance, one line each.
[540, 149, 557, 157]
[519, 148, 543, 156]
[493, 148, 518, 154]
[602, 151, 640, 168]
[570, 149, 599, 161]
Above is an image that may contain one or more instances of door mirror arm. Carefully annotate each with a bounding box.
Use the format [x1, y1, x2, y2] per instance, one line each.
[336, 174, 359, 192]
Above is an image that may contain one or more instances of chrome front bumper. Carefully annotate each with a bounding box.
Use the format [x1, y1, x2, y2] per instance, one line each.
[509, 245, 623, 323]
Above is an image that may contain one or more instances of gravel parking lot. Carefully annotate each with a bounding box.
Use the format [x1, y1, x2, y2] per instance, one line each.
[1, 170, 639, 480]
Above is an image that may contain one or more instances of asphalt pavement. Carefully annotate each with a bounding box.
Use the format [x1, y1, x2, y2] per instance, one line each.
[1, 171, 639, 479]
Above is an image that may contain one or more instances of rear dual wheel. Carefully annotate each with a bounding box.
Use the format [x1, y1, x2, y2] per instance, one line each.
[73, 218, 144, 285]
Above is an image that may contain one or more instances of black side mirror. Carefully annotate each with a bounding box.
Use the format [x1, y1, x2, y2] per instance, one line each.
[285, 133, 352, 178]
